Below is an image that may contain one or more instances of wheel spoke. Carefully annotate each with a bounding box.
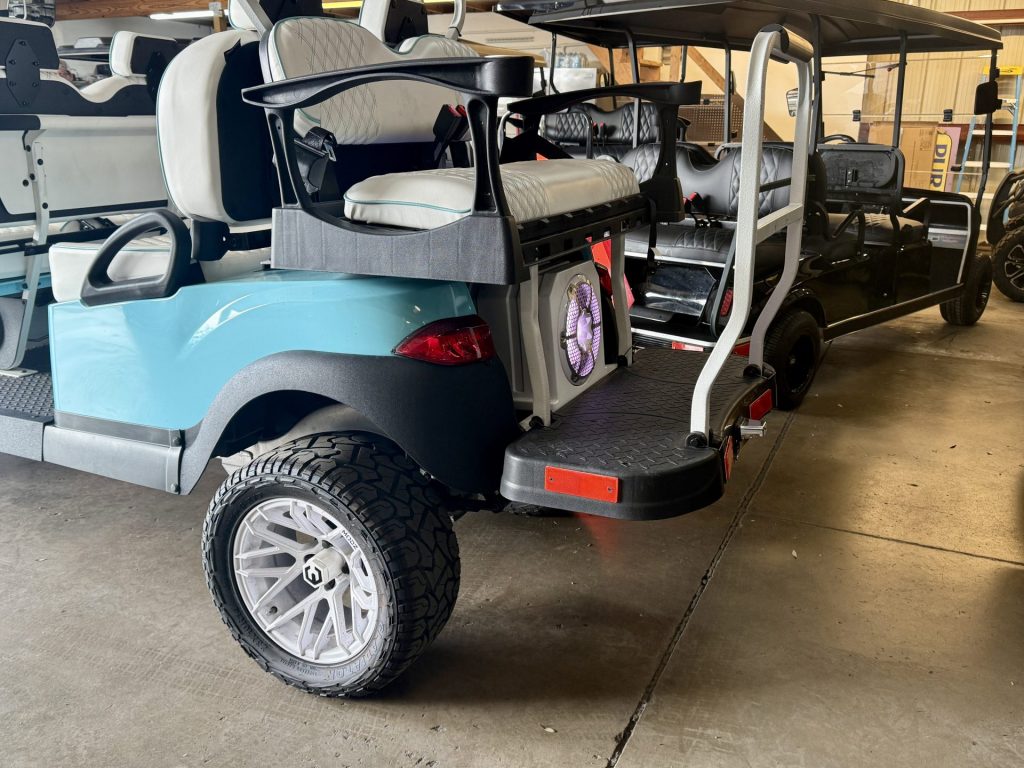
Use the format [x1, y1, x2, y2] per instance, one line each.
[235, 565, 293, 579]
[295, 599, 318, 655]
[247, 524, 315, 557]
[266, 589, 322, 632]
[289, 499, 332, 538]
[252, 562, 304, 610]
[235, 544, 286, 561]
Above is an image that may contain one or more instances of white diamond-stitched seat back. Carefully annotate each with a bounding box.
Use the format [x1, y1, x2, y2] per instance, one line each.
[265, 18, 478, 145]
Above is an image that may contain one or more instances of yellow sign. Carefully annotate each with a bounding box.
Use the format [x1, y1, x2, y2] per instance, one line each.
[984, 65, 1023, 76]
[930, 131, 954, 191]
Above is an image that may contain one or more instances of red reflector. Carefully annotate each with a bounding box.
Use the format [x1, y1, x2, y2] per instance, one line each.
[394, 315, 496, 366]
[733, 342, 751, 356]
[748, 389, 773, 421]
[545, 466, 620, 503]
[720, 288, 734, 317]
[672, 341, 705, 352]
[723, 436, 735, 481]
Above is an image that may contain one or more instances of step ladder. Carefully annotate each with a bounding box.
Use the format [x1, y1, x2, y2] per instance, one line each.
[955, 66, 1023, 215]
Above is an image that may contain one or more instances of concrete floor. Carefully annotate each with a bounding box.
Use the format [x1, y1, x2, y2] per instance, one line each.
[2, 296, 1022, 768]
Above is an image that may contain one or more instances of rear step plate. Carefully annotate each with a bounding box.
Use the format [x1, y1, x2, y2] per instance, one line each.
[500, 348, 771, 520]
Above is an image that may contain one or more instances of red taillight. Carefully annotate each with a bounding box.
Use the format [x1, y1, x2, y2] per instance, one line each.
[748, 389, 773, 421]
[394, 315, 496, 365]
[733, 342, 751, 356]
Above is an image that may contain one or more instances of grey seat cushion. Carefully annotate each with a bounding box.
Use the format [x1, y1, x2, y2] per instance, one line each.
[627, 221, 859, 279]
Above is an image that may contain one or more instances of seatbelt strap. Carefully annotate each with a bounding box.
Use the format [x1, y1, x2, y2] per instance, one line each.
[433, 104, 469, 166]
[293, 127, 337, 195]
[646, 198, 660, 276]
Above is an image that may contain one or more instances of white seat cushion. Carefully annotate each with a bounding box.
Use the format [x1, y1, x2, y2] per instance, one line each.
[49, 237, 268, 303]
[343, 159, 640, 230]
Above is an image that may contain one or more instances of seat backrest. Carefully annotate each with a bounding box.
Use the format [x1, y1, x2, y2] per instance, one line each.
[817, 143, 905, 207]
[543, 101, 666, 149]
[109, 31, 182, 80]
[653, 143, 795, 218]
[156, 11, 279, 226]
[0, 17, 166, 115]
[263, 17, 478, 146]
[80, 31, 182, 101]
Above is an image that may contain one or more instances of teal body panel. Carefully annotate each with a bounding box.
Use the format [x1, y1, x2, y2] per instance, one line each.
[48, 270, 475, 430]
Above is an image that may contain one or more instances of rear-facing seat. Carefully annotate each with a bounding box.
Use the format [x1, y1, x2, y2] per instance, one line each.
[0, 18, 182, 115]
[263, 16, 643, 233]
[622, 143, 806, 275]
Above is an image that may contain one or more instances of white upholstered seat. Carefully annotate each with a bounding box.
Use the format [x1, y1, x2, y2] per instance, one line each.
[344, 159, 640, 230]
[49, 238, 268, 303]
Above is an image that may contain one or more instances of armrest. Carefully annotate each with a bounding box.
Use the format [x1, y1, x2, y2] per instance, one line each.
[249, 56, 533, 221]
[242, 56, 535, 111]
[508, 81, 702, 115]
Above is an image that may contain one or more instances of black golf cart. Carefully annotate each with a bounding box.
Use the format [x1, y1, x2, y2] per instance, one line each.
[503, 0, 1001, 408]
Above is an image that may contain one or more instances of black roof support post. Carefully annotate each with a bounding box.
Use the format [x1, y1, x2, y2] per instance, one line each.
[977, 47, 1000, 210]
[812, 15, 825, 148]
[892, 31, 908, 148]
[625, 28, 641, 148]
[724, 43, 732, 143]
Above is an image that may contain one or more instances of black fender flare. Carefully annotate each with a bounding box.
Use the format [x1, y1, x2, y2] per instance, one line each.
[179, 351, 519, 495]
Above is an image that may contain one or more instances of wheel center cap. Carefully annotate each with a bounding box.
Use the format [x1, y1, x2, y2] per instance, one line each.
[303, 547, 345, 588]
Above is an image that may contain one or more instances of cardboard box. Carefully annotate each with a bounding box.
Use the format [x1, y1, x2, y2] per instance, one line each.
[868, 121, 940, 191]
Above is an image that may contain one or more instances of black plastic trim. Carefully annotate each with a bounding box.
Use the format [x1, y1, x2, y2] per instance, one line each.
[81, 210, 191, 307]
[823, 285, 962, 340]
[178, 351, 519, 496]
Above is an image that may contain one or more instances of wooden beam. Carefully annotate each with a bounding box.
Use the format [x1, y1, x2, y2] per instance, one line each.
[59, 0, 210, 20]
[951, 9, 1024, 26]
[685, 47, 783, 142]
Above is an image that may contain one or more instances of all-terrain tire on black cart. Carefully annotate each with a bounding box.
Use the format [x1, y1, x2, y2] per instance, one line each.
[940, 254, 993, 326]
[991, 217, 1024, 302]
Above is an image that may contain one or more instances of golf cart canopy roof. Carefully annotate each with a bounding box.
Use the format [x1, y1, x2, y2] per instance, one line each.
[497, 0, 1002, 56]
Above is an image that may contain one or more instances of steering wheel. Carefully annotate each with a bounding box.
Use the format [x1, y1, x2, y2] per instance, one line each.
[822, 134, 858, 144]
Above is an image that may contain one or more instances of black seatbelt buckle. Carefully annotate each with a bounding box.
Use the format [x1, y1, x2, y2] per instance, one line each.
[433, 104, 469, 166]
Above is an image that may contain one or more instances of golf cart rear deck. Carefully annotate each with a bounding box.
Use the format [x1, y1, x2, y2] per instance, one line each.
[502, 349, 767, 519]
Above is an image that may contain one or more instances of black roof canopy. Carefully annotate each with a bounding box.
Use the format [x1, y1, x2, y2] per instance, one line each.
[497, 0, 1002, 56]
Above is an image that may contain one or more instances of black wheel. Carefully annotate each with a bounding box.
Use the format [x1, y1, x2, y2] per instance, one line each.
[992, 226, 1024, 302]
[940, 254, 993, 325]
[202, 432, 459, 697]
[764, 309, 822, 410]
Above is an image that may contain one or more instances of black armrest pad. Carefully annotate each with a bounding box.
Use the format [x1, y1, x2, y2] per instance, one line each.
[243, 56, 534, 111]
[508, 81, 702, 115]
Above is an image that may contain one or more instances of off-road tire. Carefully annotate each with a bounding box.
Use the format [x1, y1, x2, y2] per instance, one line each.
[202, 432, 460, 697]
[764, 308, 822, 411]
[992, 225, 1024, 302]
[940, 254, 993, 325]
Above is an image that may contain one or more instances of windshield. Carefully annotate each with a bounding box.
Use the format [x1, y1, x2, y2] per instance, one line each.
[822, 53, 1012, 213]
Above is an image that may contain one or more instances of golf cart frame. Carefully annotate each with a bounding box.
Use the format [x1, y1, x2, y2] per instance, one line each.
[503, 0, 1001, 407]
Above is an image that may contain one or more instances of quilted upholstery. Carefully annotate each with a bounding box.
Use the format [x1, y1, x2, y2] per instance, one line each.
[543, 102, 663, 147]
[621, 142, 718, 185]
[266, 18, 478, 145]
[344, 159, 640, 229]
